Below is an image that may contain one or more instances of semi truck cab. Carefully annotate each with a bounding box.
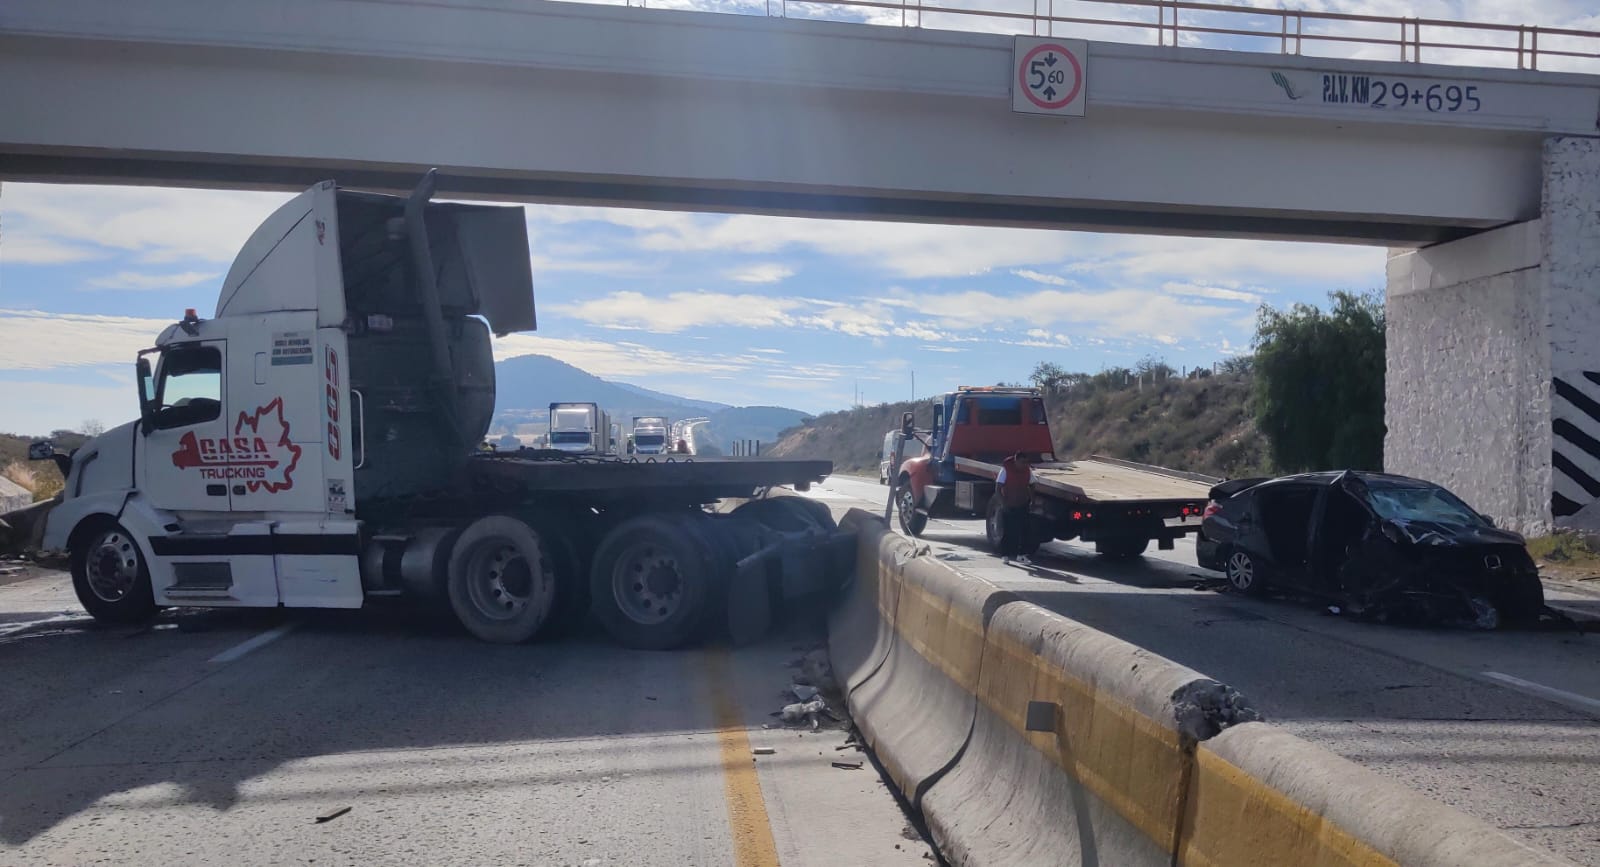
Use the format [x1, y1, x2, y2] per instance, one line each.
[36, 174, 533, 622]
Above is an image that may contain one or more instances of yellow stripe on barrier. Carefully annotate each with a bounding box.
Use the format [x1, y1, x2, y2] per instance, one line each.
[981, 625, 1186, 850]
[1179, 749, 1397, 867]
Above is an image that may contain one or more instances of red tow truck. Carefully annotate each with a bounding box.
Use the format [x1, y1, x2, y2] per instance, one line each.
[891, 386, 1217, 558]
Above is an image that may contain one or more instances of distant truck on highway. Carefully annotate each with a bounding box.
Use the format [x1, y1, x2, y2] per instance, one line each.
[893, 386, 1214, 558]
[631, 416, 670, 455]
[548, 402, 611, 455]
[25, 172, 840, 651]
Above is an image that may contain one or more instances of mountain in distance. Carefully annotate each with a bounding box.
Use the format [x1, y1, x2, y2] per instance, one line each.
[611, 381, 730, 415]
[492, 354, 808, 447]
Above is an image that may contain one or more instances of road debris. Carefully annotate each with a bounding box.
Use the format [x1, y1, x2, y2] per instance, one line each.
[314, 806, 351, 824]
[832, 760, 863, 770]
[788, 683, 820, 702]
[779, 699, 827, 724]
[752, 747, 776, 756]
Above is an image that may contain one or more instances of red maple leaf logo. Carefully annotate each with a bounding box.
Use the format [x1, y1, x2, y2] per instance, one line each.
[235, 398, 302, 493]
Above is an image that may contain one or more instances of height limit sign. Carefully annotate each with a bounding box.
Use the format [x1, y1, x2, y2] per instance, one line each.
[1012, 37, 1087, 117]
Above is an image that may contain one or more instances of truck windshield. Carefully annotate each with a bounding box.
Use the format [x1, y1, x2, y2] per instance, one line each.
[550, 431, 591, 445]
[635, 434, 665, 446]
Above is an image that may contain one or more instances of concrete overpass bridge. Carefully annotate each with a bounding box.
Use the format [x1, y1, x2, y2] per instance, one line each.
[2, 0, 1599, 530]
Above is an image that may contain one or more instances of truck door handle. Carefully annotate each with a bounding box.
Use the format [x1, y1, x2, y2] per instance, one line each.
[206, 485, 227, 497]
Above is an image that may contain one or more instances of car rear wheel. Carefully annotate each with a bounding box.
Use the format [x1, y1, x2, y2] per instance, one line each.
[1225, 549, 1266, 595]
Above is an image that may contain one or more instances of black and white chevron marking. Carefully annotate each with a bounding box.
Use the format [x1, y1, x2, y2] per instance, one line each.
[1552, 371, 1600, 518]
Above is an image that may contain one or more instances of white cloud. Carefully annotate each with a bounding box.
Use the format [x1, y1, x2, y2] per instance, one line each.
[3, 184, 289, 265]
[0, 309, 169, 370]
[1162, 281, 1265, 304]
[894, 286, 1235, 341]
[1013, 269, 1073, 287]
[85, 270, 220, 292]
[492, 334, 752, 379]
[0, 235, 106, 266]
[747, 348, 785, 355]
[726, 263, 795, 284]
[552, 291, 808, 333]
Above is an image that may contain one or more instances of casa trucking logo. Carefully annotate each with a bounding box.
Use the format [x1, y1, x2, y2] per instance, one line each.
[171, 398, 302, 493]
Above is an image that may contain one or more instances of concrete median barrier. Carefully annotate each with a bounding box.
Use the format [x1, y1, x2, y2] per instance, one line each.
[922, 599, 1255, 867]
[827, 508, 905, 695]
[829, 511, 1574, 867]
[843, 514, 1017, 805]
[1182, 721, 1577, 867]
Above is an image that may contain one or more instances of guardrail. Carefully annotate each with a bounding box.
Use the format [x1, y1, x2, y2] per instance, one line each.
[600, 0, 1600, 73]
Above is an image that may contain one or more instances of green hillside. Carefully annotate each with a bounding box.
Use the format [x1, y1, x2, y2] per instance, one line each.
[768, 366, 1269, 480]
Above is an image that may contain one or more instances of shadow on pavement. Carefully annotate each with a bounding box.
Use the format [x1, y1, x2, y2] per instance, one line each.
[0, 593, 816, 846]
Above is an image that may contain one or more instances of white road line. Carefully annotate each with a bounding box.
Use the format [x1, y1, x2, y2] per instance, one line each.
[208, 622, 297, 664]
[1483, 671, 1600, 716]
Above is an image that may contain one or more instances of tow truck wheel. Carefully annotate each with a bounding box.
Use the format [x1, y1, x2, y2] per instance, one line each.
[70, 520, 157, 624]
[590, 514, 716, 650]
[446, 516, 558, 644]
[985, 494, 1039, 555]
[896, 479, 927, 537]
[1094, 535, 1150, 560]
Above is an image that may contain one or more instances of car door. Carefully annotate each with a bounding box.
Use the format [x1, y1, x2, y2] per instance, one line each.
[1256, 484, 1318, 589]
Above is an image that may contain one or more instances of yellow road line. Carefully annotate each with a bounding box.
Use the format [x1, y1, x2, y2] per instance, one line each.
[706, 648, 782, 867]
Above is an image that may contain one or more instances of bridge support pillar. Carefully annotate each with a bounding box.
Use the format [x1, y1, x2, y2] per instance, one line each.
[1385, 137, 1600, 535]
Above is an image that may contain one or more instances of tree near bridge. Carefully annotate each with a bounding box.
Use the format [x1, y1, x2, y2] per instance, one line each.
[1253, 290, 1385, 472]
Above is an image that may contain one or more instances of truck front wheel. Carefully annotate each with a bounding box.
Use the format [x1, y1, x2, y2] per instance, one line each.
[896, 478, 927, 537]
[590, 514, 717, 650]
[70, 520, 158, 624]
[446, 516, 559, 644]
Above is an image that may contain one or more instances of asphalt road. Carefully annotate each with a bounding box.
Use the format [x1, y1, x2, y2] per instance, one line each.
[0, 567, 932, 866]
[807, 474, 1600, 865]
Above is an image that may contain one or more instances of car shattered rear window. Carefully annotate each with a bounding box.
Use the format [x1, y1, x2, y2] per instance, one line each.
[1364, 485, 1484, 526]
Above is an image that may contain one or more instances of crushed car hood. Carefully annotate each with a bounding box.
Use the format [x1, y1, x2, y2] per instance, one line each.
[1389, 518, 1525, 548]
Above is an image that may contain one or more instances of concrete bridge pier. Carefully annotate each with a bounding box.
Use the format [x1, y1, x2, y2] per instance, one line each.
[1386, 137, 1600, 535]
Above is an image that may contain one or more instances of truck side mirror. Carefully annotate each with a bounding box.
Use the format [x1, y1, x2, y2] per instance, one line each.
[27, 441, 55, 461]
[901, 411, 915, 437]
[1479, 513, 1496, 528]
[136, 356, 156, 435]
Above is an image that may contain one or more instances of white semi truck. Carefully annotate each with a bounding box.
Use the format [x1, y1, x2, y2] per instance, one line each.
[631, 417, 670, 455]
[28, 173, 841, 649]
[547, 402, 610, 455]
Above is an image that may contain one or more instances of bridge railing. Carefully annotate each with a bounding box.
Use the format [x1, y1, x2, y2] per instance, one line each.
[599, 0, 1600, 73]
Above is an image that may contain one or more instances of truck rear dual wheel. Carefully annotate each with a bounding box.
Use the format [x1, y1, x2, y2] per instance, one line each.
[590, 513, 719, 650]
[1094, 535, 1151, 560]
[985, 495, 1041, 557]
[70, 520, 158, 625]
[446, 516, 559, 644]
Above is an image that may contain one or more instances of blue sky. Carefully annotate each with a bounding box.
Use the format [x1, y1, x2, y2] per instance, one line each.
[1, 0, 1595, 435]
[0, 185, 1385, 433]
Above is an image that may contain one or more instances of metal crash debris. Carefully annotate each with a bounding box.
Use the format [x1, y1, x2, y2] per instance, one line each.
[1199, 470, 1549, 627]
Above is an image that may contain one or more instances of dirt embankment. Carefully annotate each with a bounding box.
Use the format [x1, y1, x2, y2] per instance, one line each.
[768, 372, 1269, 480]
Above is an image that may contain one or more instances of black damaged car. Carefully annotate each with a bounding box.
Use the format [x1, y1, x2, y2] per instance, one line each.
[1197, 470, 1545, 627]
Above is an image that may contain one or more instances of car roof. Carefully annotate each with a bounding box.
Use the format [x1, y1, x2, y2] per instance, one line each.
[1252, 470, 1435, 489]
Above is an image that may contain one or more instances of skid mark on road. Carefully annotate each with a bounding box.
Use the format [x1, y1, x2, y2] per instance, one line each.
[705, 648, 781, 867]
